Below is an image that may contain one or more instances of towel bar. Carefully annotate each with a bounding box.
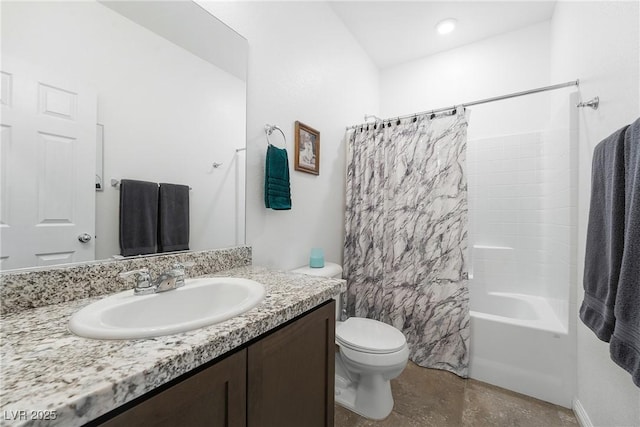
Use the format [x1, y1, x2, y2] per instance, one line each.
[111, 179, 192, 190]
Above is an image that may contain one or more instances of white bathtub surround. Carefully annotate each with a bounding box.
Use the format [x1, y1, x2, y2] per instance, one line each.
[469, 287, 573, 407]
[467, 127, 577, 328]
[469, 280, 573, 408]
[470, 290, 566, 334]
[467, 123, 577, 406]
[344, 109, 470, 377]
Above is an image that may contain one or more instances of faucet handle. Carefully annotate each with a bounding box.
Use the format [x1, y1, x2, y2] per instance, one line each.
[119, 268, 153, 294]
[171, 262, 194, 288]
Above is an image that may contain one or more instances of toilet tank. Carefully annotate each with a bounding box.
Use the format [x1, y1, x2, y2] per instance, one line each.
[291, 262, 344, 320]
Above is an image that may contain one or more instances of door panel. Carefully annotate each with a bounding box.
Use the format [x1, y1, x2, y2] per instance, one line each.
[0, 56, 96, 270]
[36, 131, 75, 224]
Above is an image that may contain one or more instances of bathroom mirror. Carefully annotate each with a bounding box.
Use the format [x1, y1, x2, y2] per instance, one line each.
[0, 1, 247, 271]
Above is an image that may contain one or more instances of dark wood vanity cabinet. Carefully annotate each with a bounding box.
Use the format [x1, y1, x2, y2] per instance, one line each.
[93, 301, 335, 427]
[247, 299, 335, 427]
[98, 349, 247, 427]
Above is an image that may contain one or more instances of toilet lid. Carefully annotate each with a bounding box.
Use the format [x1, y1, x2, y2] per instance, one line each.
[336, 317, 406, 354]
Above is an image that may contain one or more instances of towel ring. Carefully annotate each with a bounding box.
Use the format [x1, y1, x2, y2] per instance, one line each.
[265, 124, 286, 148]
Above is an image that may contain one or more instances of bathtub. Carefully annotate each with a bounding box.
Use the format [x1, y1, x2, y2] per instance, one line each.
[469, 291, 574, 408]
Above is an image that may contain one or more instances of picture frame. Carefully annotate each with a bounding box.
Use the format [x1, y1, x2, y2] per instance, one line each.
[294, 121, 320, 175]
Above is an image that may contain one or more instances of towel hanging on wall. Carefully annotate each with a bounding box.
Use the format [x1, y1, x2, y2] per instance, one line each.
[158, 183, 190, 252]
[119, 179, 159, 256]
[610, 117, 640, 388]
[265, 144, 292, 210]
[580, 125, 627, 341]
[580, 116, 640, 388]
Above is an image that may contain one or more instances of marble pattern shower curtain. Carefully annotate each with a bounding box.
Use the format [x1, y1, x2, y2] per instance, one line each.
[344, 109, 470, 377]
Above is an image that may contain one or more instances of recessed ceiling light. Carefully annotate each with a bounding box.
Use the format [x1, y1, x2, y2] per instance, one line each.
[436, 18, 457, 35]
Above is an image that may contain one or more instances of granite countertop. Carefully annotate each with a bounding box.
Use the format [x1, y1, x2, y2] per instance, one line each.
[0, 266, 345, 427]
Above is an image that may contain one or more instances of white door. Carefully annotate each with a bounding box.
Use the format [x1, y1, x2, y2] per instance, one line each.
[0, 56, 97, 270]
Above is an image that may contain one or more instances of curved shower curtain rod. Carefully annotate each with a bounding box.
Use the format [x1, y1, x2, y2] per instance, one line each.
[346, 79, 581, 130]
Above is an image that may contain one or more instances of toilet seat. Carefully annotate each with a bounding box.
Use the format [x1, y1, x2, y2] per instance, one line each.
[340, 343, 410, 369]
[336, 317, 406, 354]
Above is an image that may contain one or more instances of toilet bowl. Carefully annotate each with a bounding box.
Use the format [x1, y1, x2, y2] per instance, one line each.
[291, 263, 409, 420]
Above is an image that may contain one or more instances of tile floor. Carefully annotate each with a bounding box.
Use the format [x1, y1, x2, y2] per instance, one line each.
[335, 362, 578, 427]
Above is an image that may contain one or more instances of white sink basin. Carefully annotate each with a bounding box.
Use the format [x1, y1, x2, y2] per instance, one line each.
[68, 277, 265, 339]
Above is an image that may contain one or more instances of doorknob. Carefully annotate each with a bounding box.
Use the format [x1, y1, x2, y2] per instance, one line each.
[78, 233, 92, 243]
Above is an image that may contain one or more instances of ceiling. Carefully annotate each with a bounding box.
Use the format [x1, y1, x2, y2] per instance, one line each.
[329, 1, 557, 69]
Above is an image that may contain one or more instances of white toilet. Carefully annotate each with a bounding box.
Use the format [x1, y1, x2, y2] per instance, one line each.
[292, 262, 409, 420]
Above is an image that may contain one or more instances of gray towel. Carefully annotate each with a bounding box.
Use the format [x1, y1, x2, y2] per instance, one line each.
[158, 183, 190, 253]
[610, 117, 640, 388]
[580, 125, 628, 341]
[119, 179, 158, 256]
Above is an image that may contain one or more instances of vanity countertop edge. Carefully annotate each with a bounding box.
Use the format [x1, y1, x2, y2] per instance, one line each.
[0, 266, 345, 427]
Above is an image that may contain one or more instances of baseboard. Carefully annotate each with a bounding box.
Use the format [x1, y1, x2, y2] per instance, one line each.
[572, 397, 593, 427]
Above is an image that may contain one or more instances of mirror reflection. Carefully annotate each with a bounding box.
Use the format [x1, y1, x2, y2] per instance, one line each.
[0, 1, 248, 271]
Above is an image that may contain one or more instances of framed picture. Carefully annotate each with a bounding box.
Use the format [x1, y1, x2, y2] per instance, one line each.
[294, 121, 320, 175]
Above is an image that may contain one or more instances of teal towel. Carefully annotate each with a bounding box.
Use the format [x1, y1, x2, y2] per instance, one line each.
[265, 144, 291, 210]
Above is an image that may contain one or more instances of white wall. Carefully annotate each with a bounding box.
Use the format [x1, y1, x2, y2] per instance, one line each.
[380, 21, 553, 141]
[204, 2, 379, 270]
[550, 1, 640, 426]
[2, 2, 246, 260]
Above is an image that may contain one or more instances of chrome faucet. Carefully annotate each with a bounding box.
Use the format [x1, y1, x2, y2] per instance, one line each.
[120, 262, 195, 295]
[153, 269, 184, 293]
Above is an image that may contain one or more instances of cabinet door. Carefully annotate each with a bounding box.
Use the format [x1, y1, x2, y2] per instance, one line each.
[247, 301, 335, 427]
[98, 349, 246, 427]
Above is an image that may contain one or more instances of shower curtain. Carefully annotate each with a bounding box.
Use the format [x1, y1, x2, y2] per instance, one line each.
[344, 109, 470, 377]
